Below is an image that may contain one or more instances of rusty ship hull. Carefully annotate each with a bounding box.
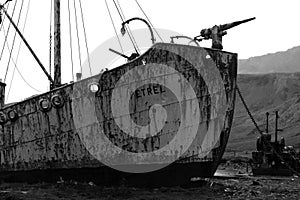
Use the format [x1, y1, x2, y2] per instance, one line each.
[0, 43, 237, 186]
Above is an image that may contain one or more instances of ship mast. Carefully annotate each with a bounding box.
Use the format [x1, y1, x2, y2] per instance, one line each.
[53, 0, 61, 89]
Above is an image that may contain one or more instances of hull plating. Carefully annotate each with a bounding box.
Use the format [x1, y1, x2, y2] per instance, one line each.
[0, 43, 237, 184]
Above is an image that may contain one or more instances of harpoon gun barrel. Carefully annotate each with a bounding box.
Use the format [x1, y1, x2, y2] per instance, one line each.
[219, 17, 256, 32]
[195, 17, 256, 50]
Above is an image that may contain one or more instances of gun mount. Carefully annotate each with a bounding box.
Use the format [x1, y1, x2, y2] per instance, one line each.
[194, 17, 255, 50]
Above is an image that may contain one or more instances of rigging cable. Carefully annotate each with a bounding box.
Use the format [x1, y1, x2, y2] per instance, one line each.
[4, 0, 25, 82]
[0, 0, 17, 65]
[73, 0, 82, 73]
[2, 27, 41, 97]
[236, 86, 263, 134]
[104, 0, 124, 54]
[0, 2, 10, 32]
[78, 0, 92, 76]
[135, 0, 164, 42]
[5, 0, 40, 101]
[7, 0, 32, 101]
[49, 0, 53, 78]
[116, 0, 140, 53]
[67, 0, 74, 81]
[236, 86, 300, 177]
[112, 0, 139, 54]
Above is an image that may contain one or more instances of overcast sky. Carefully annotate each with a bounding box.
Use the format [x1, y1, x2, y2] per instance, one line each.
[0, 0, 299, 103]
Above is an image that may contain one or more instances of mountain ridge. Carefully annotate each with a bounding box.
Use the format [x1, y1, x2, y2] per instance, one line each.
[228, 72, 300, 152]
[238, 46, 300, 74]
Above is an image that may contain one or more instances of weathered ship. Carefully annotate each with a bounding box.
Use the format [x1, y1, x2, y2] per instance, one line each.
[0, 0, 254, 186]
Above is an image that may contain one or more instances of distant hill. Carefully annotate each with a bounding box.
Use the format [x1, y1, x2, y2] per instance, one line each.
[238, 46, 300, 74]
[228, 73, 300, 152]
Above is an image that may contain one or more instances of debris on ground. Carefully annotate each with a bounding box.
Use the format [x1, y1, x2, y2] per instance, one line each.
[0, 157, 298, 200]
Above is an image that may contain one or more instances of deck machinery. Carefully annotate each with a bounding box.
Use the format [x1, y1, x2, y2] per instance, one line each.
[251, 111, 300, 176]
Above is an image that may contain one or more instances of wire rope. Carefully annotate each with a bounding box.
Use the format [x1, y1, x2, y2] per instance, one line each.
[116, 0, 140, 52]
[49, 0, 53, 78]
[135, 0, 163, 42]
[112, 0, 139, 54]
[0, 0, 17, 66]
[67, 0, 74, 81]
[105, 0, 124, 54]
[78, 0, 92, 76]
[73, 0, 82, 73]
[2, 26, 41, 99]
[7, 0, 32, 101]
[4, 0, 25, 82]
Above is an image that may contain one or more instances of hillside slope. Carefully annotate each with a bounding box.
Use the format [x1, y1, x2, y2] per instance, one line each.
[228, 73, 300, 152]
[239, 46, 300, 74]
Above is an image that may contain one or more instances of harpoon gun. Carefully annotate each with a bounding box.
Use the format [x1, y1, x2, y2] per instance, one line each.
[195, 17, 256, 50]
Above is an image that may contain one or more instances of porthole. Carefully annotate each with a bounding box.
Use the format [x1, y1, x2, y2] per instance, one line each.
[39, 98, 52, 112]
[51, 94, 64, 108]
[88, 82, 100, 93]
[7, 109, 18, 121]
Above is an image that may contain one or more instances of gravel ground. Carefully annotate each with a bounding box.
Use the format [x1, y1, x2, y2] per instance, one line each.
[0, 161, 298, 200]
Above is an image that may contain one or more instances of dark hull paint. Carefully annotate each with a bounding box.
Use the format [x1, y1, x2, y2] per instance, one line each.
[0, 161, 217, 186]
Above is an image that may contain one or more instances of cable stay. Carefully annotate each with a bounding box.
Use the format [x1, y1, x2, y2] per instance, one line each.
[78, 0, 92, 76]
[112, 0, 139, 55]
[135, 0, 164, 42]
[0, 1, 10, 32]
[107, 0, 159, 62]
[72, 0, 82, 74]
[2, 26, 41, 100]
[0, 2, 54, 84]
[0, 0, 17, 67]
[116, 0, 140, 53]
[105, 0, 124, 55]
[4, 0, 25, 83]
[67, 0, 74, 81]
[121, 17, 155, 45]
[49, 0, 53, 78]
[7, 0, 32, 101]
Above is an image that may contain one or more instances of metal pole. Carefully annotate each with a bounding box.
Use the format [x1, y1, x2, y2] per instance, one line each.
[53, 0, 61, 89]
[1, 6, 54, 84]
